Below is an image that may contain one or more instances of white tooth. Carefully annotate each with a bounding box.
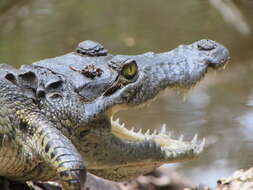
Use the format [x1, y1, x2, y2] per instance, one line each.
[153, 129, 157, 135]
[116, 118, 120, 124]
[110, 117, 113, 122]
[138, 128, 142, 134]
[145, 129, 150, 135]
[168, 132, 171, 138]
[199, 138, 205, 151]
[191, 134, 198, 144]
[179, 135, 184, 141]
[130, 128, 134, 132]
[121, 123, 125, 128]
[161, 124, 167, 134]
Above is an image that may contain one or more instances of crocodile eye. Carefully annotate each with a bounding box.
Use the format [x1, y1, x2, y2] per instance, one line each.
[121, 60, 137, 80]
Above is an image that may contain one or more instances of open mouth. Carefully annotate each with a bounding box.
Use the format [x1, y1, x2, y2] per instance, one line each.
[101, 40, 230, 162]
[108, 65, 230, 156]
[109, 59, 229, 148]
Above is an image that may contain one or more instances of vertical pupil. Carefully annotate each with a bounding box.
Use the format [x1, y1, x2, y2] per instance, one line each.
[129, 65, 132, 73]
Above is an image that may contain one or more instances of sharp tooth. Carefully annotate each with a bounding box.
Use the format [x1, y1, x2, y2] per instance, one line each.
[179, 135, 184, 141]
[116, 118, 120, 124]
[145, 129, 150, 135]
[130, 128, 135, 132]
[191, 134, 198, 144]
[138, 128, 142, 134]
[160, 124, 167, 134]
[110, 117, 113, 122]
[199, 138, 205, 151]
[121, 123, 125, 128]
[153, 129, 157, 135]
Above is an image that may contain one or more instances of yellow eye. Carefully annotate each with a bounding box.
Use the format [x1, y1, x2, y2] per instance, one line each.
[121, 61, 138, 80]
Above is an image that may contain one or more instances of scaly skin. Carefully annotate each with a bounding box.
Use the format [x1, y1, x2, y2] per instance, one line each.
[0, 39, 229, 190]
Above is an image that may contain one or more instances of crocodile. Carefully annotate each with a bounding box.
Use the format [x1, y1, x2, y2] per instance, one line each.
[0, 39, 229, 190]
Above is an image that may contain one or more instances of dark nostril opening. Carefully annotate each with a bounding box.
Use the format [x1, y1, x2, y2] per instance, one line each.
[197, 39, 217, 51]
[5, 73, 17, 84]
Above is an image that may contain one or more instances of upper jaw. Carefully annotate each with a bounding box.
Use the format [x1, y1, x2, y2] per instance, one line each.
[86, 39, 230, 117]
[109, 39, 229, 106]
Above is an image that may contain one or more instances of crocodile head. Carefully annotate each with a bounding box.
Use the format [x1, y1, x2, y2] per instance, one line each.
[31, 39, 229, 181]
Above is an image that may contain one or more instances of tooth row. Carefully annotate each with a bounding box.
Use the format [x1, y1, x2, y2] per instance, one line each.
[111, 117, 205, 147]
[112, 117, 171, 138]
[163, 138, 206, 157]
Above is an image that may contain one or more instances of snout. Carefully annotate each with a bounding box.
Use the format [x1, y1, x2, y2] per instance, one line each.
[194, 39, 230, 68]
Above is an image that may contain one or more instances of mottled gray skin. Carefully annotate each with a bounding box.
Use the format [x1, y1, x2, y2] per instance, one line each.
[0, 39, 229, 190]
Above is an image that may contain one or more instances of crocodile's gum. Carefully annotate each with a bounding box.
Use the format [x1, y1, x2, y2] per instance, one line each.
[0, 39, 229, 190]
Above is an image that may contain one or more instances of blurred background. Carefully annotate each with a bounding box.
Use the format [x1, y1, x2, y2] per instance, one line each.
[0, 0, 253, 188]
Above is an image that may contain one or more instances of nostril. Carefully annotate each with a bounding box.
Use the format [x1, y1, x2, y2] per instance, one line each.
[197, 39, 217, 51]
